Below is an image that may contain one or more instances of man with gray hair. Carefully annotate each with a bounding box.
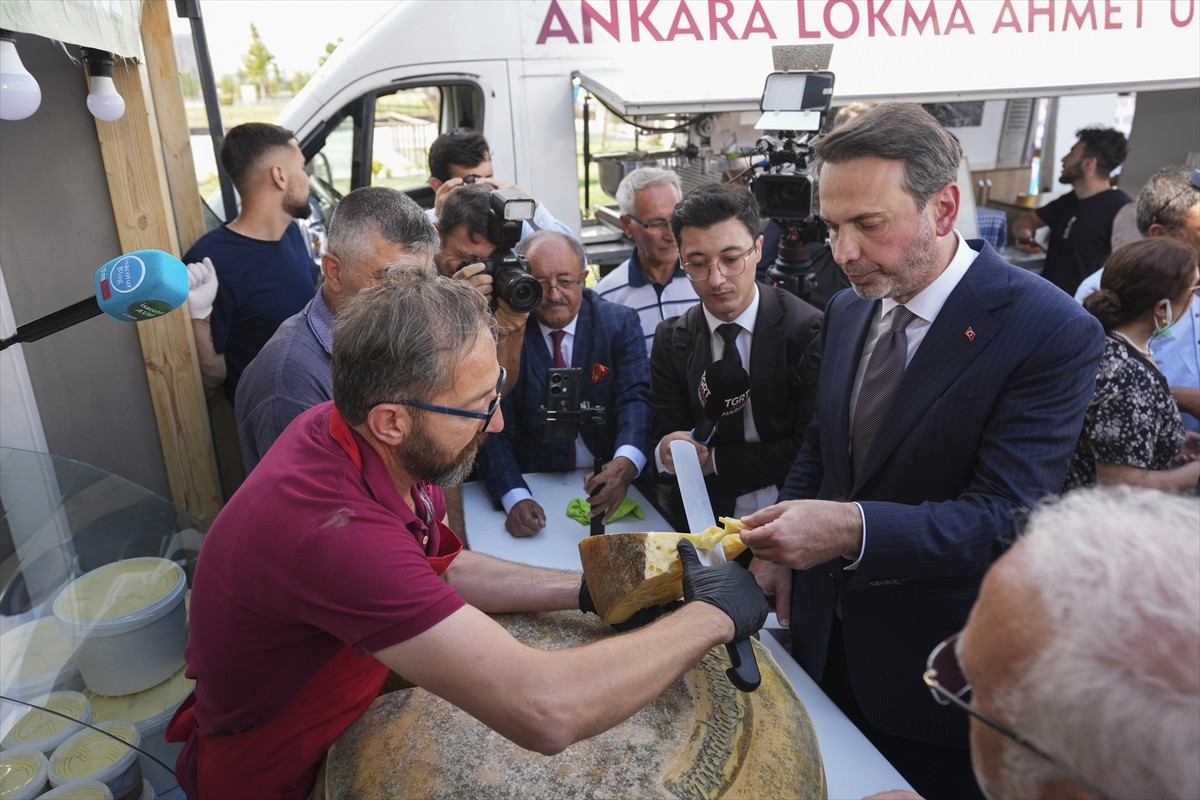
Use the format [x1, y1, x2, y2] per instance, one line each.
[476, 230, 651, 535]
[594, 167, 698, 353]
[1075, 165, 1200, 431]
[236, 186, 438, 469]
[173, 271, 768, 799]
[916, 485, 1200, 800]
[739, 102, 1105, 798]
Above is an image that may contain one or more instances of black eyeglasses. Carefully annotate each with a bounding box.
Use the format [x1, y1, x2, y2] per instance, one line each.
[924, 633, 1111, 799]
[536, 276, 583, 293]
[395, 367, 506, 432]
[681, 242, 758, 282]
[627, 214, 672, 231]
[1150, 167, 1200, 227]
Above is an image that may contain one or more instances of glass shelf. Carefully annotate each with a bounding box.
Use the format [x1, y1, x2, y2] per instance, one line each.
[0, 446, 206, 623]
[0, 446, 207, 796]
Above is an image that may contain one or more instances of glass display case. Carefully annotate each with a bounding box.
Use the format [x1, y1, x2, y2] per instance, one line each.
[0, 447, 206, 797]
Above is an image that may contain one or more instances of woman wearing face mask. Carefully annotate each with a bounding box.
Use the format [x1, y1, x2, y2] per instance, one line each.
[1064, 237, 1200, 493]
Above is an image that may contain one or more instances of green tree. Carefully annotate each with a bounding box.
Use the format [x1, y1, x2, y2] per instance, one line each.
[179, 69, 198, 98]
[317, 38, 342, 69]
[218, 74, 237, 105]
[290, 71, 313, 95]
[241, 23, 276, 100]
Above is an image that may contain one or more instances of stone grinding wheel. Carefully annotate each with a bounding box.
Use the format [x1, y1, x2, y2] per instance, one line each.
[324, 610, 827, 800]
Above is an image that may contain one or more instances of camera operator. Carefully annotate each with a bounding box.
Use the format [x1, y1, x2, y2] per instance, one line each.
[427, 128, 573, 240]
[436, 183, 546, 393]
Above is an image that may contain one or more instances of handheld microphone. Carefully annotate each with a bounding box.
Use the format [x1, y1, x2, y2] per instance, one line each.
[0, 250, 188, 351]
[691, 358, 751, 445]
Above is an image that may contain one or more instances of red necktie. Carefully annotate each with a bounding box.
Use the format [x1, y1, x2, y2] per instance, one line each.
[550, 330, 575, 469]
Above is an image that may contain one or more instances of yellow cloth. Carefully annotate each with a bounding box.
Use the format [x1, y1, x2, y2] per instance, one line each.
[566, 497, 644, 525]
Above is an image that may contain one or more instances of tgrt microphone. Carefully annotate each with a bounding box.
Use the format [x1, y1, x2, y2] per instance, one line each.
[691, 358, 751, 445]
[0, 250, 189, 351]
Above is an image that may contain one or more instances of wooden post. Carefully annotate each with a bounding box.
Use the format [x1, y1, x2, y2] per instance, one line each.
[89, 4, 222, 524]
[141, 0, 208, 259]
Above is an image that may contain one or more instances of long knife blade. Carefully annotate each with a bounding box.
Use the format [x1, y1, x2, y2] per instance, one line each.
[670, 439, 716, 539]
[669, 439, 761, 692]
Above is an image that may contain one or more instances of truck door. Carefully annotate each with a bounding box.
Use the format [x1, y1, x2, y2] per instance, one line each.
[295, 67, 511, 223]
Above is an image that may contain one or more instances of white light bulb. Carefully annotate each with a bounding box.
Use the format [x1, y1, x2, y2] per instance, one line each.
[0, 35, 42, 121]
[86, 74, 124, 122]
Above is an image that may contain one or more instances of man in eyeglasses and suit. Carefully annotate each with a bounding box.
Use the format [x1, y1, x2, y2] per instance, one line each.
[874, 485, 1200, 800]
[650, 182, 824, 529]
[475, 230, 652, 536]
[594, 167, 699, 354]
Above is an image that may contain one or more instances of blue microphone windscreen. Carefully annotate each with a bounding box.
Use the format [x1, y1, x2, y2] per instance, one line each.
[95, 250, 189, 321]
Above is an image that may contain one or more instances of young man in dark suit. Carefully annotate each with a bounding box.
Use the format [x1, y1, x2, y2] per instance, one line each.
[475, 231, 651, 537]
[739, 103, 1106, 799]
[650, 183, 824, 526]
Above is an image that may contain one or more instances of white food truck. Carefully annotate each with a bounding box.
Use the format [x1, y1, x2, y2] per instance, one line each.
[261, 0, 1199, 262]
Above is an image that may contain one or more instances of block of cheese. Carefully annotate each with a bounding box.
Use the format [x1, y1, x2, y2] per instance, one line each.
[579, 517, 748, 624]
[324, 611, 826, 800]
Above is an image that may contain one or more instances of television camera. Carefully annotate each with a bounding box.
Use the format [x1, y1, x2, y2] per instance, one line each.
[748, 71, 836, 304]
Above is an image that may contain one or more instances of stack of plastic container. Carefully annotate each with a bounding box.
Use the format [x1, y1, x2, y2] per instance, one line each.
[1, 557, 191, 798]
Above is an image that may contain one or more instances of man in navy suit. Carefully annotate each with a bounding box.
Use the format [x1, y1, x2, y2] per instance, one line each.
[476, 231, 651, 537]
[739, 104, 1105, 799]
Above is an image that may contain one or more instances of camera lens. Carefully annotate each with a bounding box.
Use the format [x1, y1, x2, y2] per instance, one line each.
[496, 269, 543, 313]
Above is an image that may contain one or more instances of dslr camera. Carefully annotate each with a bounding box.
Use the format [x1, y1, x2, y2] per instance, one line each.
[462, 179, 543, 313]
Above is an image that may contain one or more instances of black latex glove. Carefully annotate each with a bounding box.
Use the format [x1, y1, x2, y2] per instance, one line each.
[579, 575, 597, 614]
[677, 539, 769, 642]
[579, 576, 683, 631]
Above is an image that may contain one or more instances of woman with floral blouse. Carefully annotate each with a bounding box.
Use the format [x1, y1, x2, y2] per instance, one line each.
[1065, 237, 1200, 493]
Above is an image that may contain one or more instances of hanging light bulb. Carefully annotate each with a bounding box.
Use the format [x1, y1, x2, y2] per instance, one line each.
[83, 49, 124, 122]
[0, 30, 42, 121]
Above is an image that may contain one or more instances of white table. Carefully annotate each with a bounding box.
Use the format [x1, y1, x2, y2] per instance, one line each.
[462, 471, 914, 799]
[459, 471, 674, 570]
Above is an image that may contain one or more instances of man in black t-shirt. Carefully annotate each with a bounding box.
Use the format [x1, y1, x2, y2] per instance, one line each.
[1014, 127, 1132, 296]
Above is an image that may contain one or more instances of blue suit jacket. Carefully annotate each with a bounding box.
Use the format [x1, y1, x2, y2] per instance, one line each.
[780, 241, 1105, 748]
[478, 290, 651, 502]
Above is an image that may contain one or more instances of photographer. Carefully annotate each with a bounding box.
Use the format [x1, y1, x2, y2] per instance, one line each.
[427, 128, 573, 239]
[436, 184, 543, 392]
[474, 231, 652, 537]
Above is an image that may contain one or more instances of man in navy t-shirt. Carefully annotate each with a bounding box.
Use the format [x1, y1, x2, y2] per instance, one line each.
[184, 123, 319, 402]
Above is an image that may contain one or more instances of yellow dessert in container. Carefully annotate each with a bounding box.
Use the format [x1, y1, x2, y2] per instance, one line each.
[0, 617, 80, 700]
[46, 719, 142, 799]
[0, 748, 49, 800]
[0, 690, 91, 756]
[53, 558, 187, 696]
[37, 778, 114, 799]
[86, 665, 194, 794]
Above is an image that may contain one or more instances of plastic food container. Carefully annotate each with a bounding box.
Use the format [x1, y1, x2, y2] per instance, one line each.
[0, 748, 49, 800]
[87, 666, 193, 793]
[53, 558, 187, 696]
[47, 720, 141, 800]
[0, 691, 91, 756]
[0, 617, 80, 700]
[35, 778, 113, 799]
